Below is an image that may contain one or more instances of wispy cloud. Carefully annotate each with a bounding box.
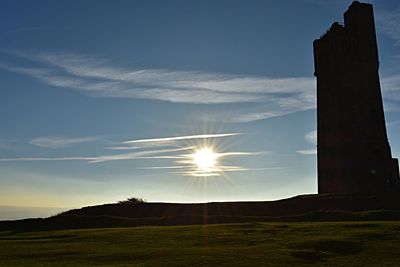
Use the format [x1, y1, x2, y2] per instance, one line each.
[376, 6, 400, 46]
[0, 146, 194, 163]
[124, 133, 242, 144]
[171, 166, 286, 177]
[304, 130, 317, 144]
[0, 133, 264, 177]
[138, 166, 187, 170]
[106, 146, 141, 150]
[228, 105, 313, 123]
[0, 156, 96, 162]
[216, 151, 266, 157]
[0, 138, 18, 150]
[387, 120, 400, 127]
[6, 50, 397, 124]
[382, 75, 400, 101]
[225, 68, 400, 123]
[29, 136, 100, 149]
[103, 133, 244, 150]
[0, 37, 399, 122]
[0, 51, 316, 121]
[0, 132, 269, 178]
[296, 130, 317, 156]
[296, 149, 317, 155]
[88, 146, 194, 163]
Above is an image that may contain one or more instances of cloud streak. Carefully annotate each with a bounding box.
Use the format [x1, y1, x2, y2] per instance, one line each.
[30, 136, 100, 149]
[376, 7, 400, 46]
[0, 132, 267, 177]
[124, 133, 242, 144]
[0, 38, 399, 123]
[296, 130, 317, 156]
[0, 156, 95, 162]
[0, 146, 194, 163]
[304, 130, 317, 144]
[88, 146, 194, 163]
[381, 75, 400, 102]
[0, 133, 263, 176]
[0, 51, 316, 121]
[296, 149, 317, 155]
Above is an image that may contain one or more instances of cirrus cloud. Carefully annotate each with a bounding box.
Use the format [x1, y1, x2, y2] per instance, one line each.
[0, 51, 316, 116]
[29, 136, 100, 149]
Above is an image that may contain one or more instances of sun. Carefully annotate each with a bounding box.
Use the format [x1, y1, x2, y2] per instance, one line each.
[192, 147, 218, 172]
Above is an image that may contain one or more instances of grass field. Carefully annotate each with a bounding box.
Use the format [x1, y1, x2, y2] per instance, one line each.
[1, 221, 400, 266]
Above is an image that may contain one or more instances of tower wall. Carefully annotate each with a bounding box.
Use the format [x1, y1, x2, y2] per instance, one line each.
[313, 1, 400, 194]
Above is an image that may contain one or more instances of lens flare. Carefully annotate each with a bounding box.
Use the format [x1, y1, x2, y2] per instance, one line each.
[191, 147, 218, 172]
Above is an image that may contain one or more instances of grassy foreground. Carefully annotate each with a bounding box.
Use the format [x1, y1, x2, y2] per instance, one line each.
[1, 221, 400, 266]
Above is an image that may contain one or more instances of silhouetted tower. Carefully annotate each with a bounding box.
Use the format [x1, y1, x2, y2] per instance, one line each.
[313, 1, 400, 193]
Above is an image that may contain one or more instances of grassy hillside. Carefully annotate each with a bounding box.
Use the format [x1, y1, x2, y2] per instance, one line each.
[3, 194, 400, 231]
[1, 221, 400, 266]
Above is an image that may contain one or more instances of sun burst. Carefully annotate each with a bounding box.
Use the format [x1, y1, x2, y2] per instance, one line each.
[191, 147, 218, 172]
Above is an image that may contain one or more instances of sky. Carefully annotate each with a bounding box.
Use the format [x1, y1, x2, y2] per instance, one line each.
[1, 0, 400, 219]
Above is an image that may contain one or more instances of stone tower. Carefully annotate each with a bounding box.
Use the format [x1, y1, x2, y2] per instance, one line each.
[313, 1, 400, 193]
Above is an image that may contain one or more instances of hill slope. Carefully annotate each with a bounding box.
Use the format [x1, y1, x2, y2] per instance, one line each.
[2, 193, 400, 231]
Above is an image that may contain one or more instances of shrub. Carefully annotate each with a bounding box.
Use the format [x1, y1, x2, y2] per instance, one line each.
[118, 197, 147, 205]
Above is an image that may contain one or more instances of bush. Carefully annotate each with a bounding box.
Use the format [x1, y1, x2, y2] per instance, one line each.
[118, 197, 147, 205]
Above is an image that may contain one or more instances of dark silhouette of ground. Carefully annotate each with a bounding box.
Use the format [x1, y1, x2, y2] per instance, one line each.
[2, 193, 400, 232]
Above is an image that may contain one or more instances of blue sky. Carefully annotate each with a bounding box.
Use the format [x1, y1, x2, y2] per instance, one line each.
[1, 0, 400, 217]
